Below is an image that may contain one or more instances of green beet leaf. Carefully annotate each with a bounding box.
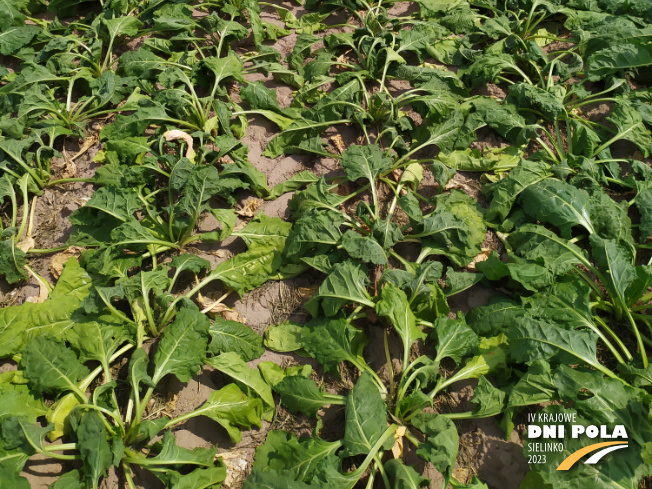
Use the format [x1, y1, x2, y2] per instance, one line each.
[304, 260, 374, 317]
[136, 430, 216, 467]
[300, 317, 369, 376]
[66, 320, 129, 373]
[507, 83, 565, 120]
[48, 469, 84, 489]
[154, 465, 227, 489]
[287, 177, 346, 220]
[21, 337, 90, 400]
[384, 459, 430, 488]
[173, 165, 229, 230]
[264, 321, 303, 353]
[75, 411, 114, 489]
[340, 144, 393, 184]
[275, 376, 344, 418]
[0, 383, 47, 424]
[484, 159, 551, 225]
[412, 413, 458, 487]
[0, 25, 39, 56]
[267, 170, 319, 200]
[467, 376, 507, 418]
[252, 430, 341, 483]
[416, 191, 486, 267]
[606, 101, 652, 158]
[182, 384, 263, 443]
[508, 224, 590, 276]
[340, 230, 387, 265]
[151, 306, 210, 384]
[208, 246, 283, 297]
[201, 208, 237, 242]
[636, 188, 652, 243]
[0, 0, 26, 30]
[507, 318, 616, 379]
[82, 186, 141, 223]
[502, 360, 556, 435]
[232, 213, 292, 251]
[0, 238, 27, 284]
[208, 318, 264, 362]
[170, 254, 211, 275]
[433, 316, 480, 364]
[553, 365, 652, 447]
[519, 179, 595, 237]
[586, 39, 652, 82]
[284, 208, 344, 262]
[244, 468, 313, 488]
[376, 284, 426, 366]
[129, 347, 154, 395]
[589, 235, 636, 307]
[258, 362, 312, 389]
[342, 372, 391, 457]
[466, 295, 523, 337]
[1, 416, 52, 455]
[241, 81, 281, 111]
[206, 352, 275, 410]
[0, 258, 92, 357]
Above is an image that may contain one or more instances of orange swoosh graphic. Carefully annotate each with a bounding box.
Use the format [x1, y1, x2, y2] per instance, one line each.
[556, 441, 628, 470]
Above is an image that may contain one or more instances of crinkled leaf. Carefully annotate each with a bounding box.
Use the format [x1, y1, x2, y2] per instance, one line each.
[586, 39, 652, 82]
[151, 306, 210, 384]
[189, 384, 263, 443]
[606, 101, 652, 157]
[340, 144, 393, 184]
[412, 413, 458, 486]
[376, 284, 426, 354]
[507, 83, 565, 120]
[0, 239, 27, 284]
[208, 318, 264, 362]
[268, 170, 319, 200]
[208, 247, 283, 297]
[384, 459, 430, 488]
[264, 321, 303, 353]
[0, 25, 39, 56]
[21, 337, 89, 398]
[508, 318, 605, 373]
[433, 316, 480, 364]
[520, 179, 595, 237]
[342, 372, 391, 457]
[284, 209, 344, 262]
[300, 317, 368, 376]
[468, 376, 507, 417]
[206, 352, 274, 410]
[275, 376, 343, 418]
[75, 411, 113, 489]
[232, 213, 291, 251]
[305, 260, 374, 317]
[341, 230, 387, 265]
[142, 430, 216, 467]
[484, 159, 551, 225]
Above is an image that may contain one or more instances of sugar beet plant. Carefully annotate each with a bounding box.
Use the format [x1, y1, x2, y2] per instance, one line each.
[0, 258, 274, 488]
[246, 145, 505, 488]
[1, 0, 652, 488]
